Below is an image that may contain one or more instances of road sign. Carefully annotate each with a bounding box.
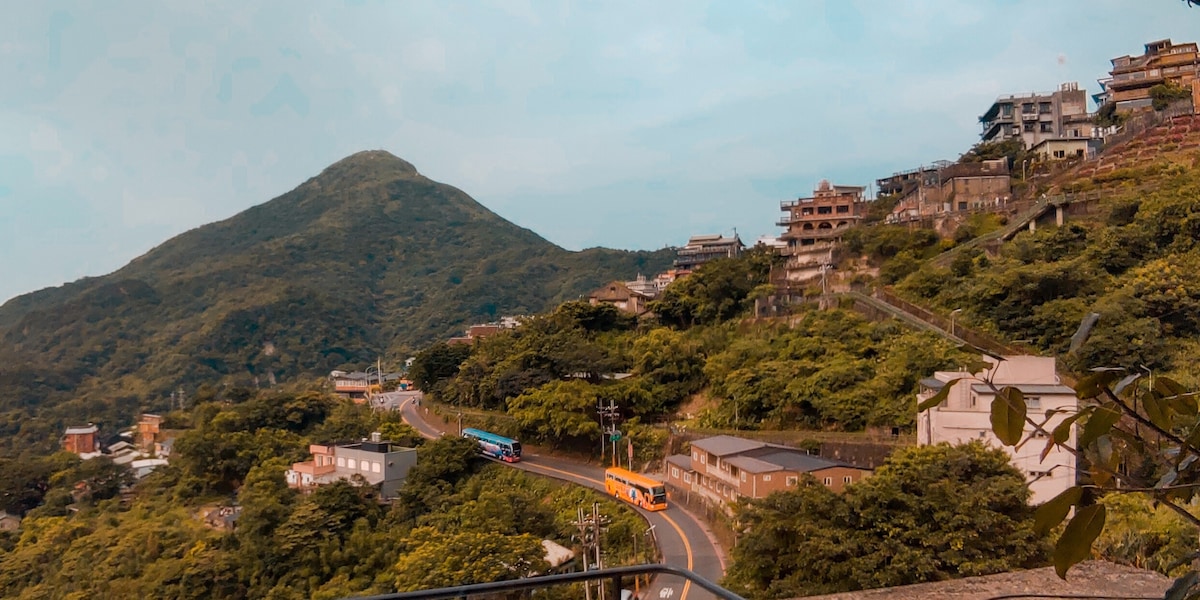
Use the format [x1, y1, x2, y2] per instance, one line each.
[610, 430, 622, 442]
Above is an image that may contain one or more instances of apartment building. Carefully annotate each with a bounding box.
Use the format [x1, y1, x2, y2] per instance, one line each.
[674, 234, 744, 270]
[886, 159, 1012, 223]
[916, 355, 1077, 504]
[979, 82, 1093, 148]
[664, 435, 871, 506]
[286, 433, 418, 498]
[777, 180, 867, 282]
[1097, 38, 1200, 112]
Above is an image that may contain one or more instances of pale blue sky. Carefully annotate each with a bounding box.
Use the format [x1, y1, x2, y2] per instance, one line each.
[1, 1, 1195, 302]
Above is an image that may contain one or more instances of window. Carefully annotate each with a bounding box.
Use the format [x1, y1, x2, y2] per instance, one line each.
[1023, 123, 1035, 132]
[1039, 102, 1052, 114]
[347, 459, 357, 470]
[843, 476, 852, 483]
[763, 475, 772, 482]
[835, 205, 849, 214]
[1040, 122, 1054, 133]
[361, 461, 370, 472]
[801, 207, 814, 216]
[670, 467, 679, 478]
[708, 453, 717, 465]
[823, 477, 833, 486]
[337, 457, 346, 467]
[1027, 396, 1041, 409]
[741, 472, 747, 482]
[372, 461, 381, 473]
[683, 473, 692, 484]
[786, 476, 798, 486]
[1021, 103, 1035, 114]
[978, 431, 988, 438]
[698, 453, 705, 464]
[1053, 150, 1066, 158]
[693, 451, 699, 461]
[817, 206, 833, 215]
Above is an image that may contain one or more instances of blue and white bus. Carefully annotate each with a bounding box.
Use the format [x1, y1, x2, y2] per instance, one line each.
[462, 428, 522, 463]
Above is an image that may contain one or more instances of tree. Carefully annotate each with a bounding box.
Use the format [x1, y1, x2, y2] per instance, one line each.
[409, 341, 472, 396]
[393, 527, 549, 591]
[507, 380, 604, 447]
[724, 442, 1047, 599]
[650, 248, 775, 328]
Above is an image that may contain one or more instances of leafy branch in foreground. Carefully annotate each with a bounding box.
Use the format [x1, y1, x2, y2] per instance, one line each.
[922, 358, 1200, 596]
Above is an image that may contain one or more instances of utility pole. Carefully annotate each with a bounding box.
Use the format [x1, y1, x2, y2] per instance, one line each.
[575, 506, 592, 600]
[597, 400, 621, 467]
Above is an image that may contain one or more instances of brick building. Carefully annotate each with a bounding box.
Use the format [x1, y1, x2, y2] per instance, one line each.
[62, 424, 100, 456]
[664, 435, 871, 506]
[777, 180, 867, 283]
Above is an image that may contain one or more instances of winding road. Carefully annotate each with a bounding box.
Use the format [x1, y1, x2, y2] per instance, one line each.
[399, 398, 726, 600]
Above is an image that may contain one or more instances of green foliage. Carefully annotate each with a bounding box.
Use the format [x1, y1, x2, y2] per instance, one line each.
[724, 442, 1048, 599]
[507, 380, 605, 446]
[1150, 82, 1193, 111]
[650, 248, 776, 328]
[394, 528, 548, 591]
[1094, 101, 1126, 128]
[959, 138, 1033, 173]
[409, 341, 472, 396]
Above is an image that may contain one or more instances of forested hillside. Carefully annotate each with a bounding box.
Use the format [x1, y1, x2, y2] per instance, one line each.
[412, 248, 972, 463]
[0, 151, 673, 455]
[0, 389, 652, 599]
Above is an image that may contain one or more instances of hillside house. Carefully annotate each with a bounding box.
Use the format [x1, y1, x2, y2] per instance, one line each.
[664, 435, 871, 507]
[778, 180, 867, 282]
[1031, 137, 1102, 161]
[979, 82, 1094, 147]
[916, 355, 1077, 504]
[674, 234, 744, 270]
[886, 159, 1011, 223]
[588, 281, 652, 315]
[1097, 38, 1200, 112]
[447, 318, 520, 345]
[0, 511, 21, 532]
[286, 432, 418, 498]
[62, 424, 100, 457]
[137, 413, 162, 452]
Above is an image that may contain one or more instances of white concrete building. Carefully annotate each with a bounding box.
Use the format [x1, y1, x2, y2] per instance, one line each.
[916, 355, 1077, 504]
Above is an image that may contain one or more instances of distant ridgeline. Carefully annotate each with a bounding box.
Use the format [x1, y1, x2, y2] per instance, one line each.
[0, 151, 673, 453]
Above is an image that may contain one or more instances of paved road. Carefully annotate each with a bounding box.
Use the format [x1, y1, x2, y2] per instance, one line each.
[399, 399, 726, 600]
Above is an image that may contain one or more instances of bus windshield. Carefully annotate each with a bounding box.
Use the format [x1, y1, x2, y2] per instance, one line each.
[510, 442, 522, 456]
[651, 485, 666, 501]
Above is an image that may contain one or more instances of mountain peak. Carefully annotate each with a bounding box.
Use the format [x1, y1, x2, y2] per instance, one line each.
[309, 150, 421, 189]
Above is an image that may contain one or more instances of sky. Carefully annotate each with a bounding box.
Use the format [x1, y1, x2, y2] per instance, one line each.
[1, 1, 1196, 303]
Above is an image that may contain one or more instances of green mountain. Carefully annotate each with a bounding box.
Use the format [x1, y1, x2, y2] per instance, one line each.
[0, 150, 673, 444]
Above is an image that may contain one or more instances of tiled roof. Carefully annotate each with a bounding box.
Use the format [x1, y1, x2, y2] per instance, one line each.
[724, 455, 782, 474]
[665, 455, 693, 470]
[746, 449, 854, 473]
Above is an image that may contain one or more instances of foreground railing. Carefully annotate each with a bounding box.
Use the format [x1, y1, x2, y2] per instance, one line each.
[344, 564, 745, 600]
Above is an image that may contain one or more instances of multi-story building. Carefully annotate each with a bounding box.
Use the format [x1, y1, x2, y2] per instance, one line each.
[886, 159, 1012, 223]
[286, 432, 418, 498]
[664, 435, 871, 507]
[137, 414, 162, 453]
[674, 234, 744, 270]
[979, 82, 1093, 148]
[916, 355, 1076, 504]
[62, 424, 100, 456]
[875, 162, 950, 198]
[1097, 39, 1200, 113]
[777, 180, 866, 283]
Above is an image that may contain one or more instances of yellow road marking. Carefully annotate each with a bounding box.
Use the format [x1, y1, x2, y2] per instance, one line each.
[660, 510, 694, 600]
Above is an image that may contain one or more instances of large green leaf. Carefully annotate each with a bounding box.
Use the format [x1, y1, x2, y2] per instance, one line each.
[1078, 405, 1122, 448]
[917, 378, 963, 412]
[1034, 486, 1082, 535]
[990, 386, 1026, 446]
[1053, 504, 1106, 579]
[1142, 391, 1172, 431]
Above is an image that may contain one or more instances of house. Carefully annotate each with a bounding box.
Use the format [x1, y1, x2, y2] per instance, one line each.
[885, 159, 1011, 223]
[0, 511, 21, 532]
[916, 355, 1077, 504]
[330, 371, 375, 400]
[625, 273, 659, 298]
[876, 162, 949, 198]
[1031, 137, 1101, 161]
[664, 435, 871, 507]
[978, 82, 1094, 148]
[1097, 39, 1200, 113]
[674, 234, 744, 270]
[63, 424, 100, 457]
[778, 180, 867, 282]
[137, 414, 162, 452]
[285, 432, 419, 498]
[447, 318, 520, 345]
[588, 281, 652, 315]
[130, 458, 169, 480]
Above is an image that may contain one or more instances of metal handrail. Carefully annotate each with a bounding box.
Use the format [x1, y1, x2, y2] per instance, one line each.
[343, 564, 746, 600]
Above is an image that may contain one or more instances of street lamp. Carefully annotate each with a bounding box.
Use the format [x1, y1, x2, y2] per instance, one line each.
[949, 308, 963, 338]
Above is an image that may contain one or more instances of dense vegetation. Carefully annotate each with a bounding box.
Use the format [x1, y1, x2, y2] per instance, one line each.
[0, 388, 653, 599]
[894, 156, 1200, 383]
[0, 151, 673, 457]
[724, 442, 1049, 599]
[413, 250, 970, 464]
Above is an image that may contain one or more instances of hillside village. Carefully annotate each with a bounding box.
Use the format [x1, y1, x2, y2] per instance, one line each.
[13, 32, 1200, 600]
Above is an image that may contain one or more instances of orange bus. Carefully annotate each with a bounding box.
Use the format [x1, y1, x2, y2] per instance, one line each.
[604, 467, 668, 511]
